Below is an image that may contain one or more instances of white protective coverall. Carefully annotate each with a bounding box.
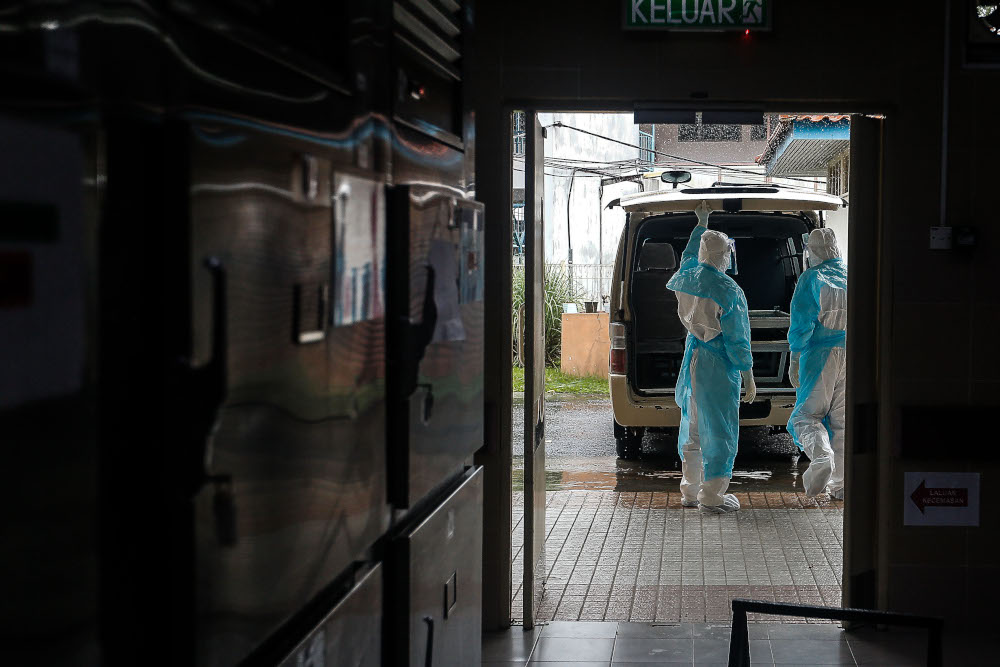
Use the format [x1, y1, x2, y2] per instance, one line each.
[787, 228, 848, 499]
[672, 203, 757, 513]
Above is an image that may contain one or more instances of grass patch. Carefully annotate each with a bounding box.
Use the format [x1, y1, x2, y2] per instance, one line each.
[512, 366, 609, 395]
[512, 265, 584, 367]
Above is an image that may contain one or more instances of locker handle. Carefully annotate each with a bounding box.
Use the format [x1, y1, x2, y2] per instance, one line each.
[204, 256, 227, 392]
[411, 264, 437, 365]
[422, 616, 434, 667]
[174, 256, 229, 497]
[444, 571, 457, 618]
[293, 283, 328, 344]
[399, 265, 437, 400]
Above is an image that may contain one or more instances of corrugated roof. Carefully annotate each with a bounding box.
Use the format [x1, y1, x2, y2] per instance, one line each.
[756, 115, 850, 166]
[777, 114, 851, 123]
[768, 138, 850, 177]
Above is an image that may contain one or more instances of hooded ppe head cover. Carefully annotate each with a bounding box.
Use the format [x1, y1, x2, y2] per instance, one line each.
[698, 229, 733, 272]
[805, 227, 841, 267]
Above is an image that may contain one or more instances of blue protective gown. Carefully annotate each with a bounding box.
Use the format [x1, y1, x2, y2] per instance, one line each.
[787, 257, 848, 449]
[667, 226, 754, 481]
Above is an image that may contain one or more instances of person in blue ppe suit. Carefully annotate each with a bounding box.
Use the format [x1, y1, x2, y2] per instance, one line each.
[667, 201, 756, 514]
[788, 227, 848, 499]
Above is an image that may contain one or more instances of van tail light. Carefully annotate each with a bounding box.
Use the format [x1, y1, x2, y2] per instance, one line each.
[609, 322, 626, 374]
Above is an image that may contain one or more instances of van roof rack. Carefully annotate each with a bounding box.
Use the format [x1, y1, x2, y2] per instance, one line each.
[684, 187, 779, 194]
[712, 181, 772, 188]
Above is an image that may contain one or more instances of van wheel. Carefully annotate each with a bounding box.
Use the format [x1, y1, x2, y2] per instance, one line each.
[614, 420, 644, 460]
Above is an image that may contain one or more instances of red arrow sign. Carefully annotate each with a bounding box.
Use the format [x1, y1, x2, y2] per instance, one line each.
[910, 480, 969, 514]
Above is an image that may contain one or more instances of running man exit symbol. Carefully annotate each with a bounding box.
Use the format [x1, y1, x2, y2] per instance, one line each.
[744, 0, 762, 24]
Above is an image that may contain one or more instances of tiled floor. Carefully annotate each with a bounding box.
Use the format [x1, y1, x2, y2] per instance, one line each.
[512, 491, 844, 623]
[482, 621, 942, 666]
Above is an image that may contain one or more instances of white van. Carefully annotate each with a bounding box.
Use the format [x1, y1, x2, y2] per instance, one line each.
[607, 182, 845, 459]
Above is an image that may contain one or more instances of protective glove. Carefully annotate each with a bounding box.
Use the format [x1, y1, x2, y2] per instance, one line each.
[788, 352, 800, 389]
[740, 370, 757, 404]
[695, 200, 711, 228]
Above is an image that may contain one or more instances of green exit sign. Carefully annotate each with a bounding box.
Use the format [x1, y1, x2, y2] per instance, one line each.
[623, 0, 771, 31]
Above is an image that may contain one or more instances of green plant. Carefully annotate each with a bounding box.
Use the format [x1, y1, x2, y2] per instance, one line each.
[511, 266, 525, 365]
[512, 365, 608, 395]
[512, 264, 584, 367]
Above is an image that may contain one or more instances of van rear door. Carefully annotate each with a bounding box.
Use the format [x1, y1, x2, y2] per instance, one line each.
[627, 213, 810, 396]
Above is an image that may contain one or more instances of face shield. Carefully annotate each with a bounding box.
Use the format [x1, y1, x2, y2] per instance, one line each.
[801, 232, 814, 269]
[725, 237, 738, 275]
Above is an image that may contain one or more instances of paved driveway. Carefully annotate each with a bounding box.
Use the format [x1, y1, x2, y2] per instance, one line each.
[510, 393, 844, 624]
[512, 393, 812, 494]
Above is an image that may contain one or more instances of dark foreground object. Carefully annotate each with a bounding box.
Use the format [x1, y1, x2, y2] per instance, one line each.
[728, 598, 943, 667]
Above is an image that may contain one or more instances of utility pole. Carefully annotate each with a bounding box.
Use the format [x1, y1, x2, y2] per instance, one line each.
[566, 168, 576, 290]
[598, 183, 603, 266]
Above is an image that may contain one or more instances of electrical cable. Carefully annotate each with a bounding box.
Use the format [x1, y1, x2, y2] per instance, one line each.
[514, 162, 820, 193]
[512, 162, 817, 190]
[545, 121, 824, 190]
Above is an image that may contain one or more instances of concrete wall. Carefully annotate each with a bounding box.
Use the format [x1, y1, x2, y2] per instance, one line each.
[826, 201, 850, 265]
[514, 112, 639, 265]
[473, 0, 1000, 629]
[560, 312, 611, 379]
[650, 121, 768, 166]
[539, 112, 638, 266]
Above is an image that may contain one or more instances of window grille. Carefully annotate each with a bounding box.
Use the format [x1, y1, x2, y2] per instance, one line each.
[679, 112, 741, 142]
[512, 112, 525, 156]
[638, 128, 655, 165]
[827, 153, 850, 196]
[512, 203, 525, 256]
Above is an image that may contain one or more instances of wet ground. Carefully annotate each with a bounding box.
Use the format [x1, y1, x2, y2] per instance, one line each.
[510, 393, 843, 624]
[512, 394, 809, 493]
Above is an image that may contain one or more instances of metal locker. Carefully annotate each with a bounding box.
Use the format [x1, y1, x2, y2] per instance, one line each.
[386, 186, 485, 508]
[279, 565, 382, 667]
[387, 467, 483, 666]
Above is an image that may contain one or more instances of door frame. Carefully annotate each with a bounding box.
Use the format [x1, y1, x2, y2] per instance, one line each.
[477, 102, 889, 629]
[521, 111, 547, 629]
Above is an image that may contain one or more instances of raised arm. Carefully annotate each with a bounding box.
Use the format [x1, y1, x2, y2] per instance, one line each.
[678, 200, 712, 271]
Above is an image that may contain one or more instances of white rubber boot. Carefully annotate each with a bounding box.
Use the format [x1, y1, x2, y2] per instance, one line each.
[680, 445, 703, 507]
[802, 455, 833, 497]
[700, 494, 741, 514]
[698, 477, 738, 513]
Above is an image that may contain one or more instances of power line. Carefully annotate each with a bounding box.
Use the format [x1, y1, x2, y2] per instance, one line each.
[513, 156, 640, 180]
[545, 121, 822, 190]
[511, 167, 608, 178]
[511, 163, 811, 187]
[514, 161, 814, 189]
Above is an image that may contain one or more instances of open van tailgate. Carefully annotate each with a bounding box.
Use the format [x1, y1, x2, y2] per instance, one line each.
[620, 189, 845, 213]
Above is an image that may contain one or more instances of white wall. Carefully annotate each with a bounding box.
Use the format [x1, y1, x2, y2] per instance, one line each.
[512, 112, 848, 267]
[824, 198, 850, 265]
[535, 112, 638, 266]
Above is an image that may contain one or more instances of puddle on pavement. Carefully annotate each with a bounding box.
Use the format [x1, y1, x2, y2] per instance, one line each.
[512, 394, 811, 493]
[513, 455, 806, 492]
[513, 431, 808, 493]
